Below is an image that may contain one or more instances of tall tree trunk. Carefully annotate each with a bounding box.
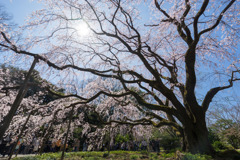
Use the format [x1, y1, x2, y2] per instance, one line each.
[61, 106, 74, 160]
[39, 123, 53, 155]
[39, 109, 61, 155]
[8, 111, 32, 160]
[182, 113, 214, 155]
[0, 58, 38, 141]
[107, 126, 111, 155]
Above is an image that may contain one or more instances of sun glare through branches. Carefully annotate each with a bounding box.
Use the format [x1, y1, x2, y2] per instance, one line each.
[76, 21, 90, 37]
[70, 20, 91, 37]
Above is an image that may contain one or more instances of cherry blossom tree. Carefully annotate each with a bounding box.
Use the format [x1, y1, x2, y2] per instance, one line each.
[0, 0, 240, 154]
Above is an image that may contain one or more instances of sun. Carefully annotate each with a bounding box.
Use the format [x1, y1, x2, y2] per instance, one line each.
[75, 21, 90, 36]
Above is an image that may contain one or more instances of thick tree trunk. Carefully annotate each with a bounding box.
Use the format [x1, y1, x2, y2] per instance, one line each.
[182, 116, 214, 155]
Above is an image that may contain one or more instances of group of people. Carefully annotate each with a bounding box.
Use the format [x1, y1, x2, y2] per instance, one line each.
[0, 137, 39, 157]
[0, 137, 69, 157]
[0, 137, 160, 157]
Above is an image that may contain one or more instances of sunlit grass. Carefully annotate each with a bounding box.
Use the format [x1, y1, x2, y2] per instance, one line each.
[12, 150, 217, 160]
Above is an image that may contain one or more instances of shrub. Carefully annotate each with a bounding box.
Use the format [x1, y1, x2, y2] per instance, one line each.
[151, 127, 181, 151]
[212, 141, 228, 151]
[115, 134, 130, 144]
[140, 150, 148, 155]
[84, 157, 101, 160]
[217, 150, 240, 160]
[160, 152, 175, 158]
[102, 153, 109, 158]
[130, 154, 139, 160]
[182, 153, 212, 160]
[149, 153, 158, 160]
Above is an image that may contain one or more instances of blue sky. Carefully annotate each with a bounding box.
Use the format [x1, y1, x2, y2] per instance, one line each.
[0, 0, 42, 66]
[1, 0, 42, 25]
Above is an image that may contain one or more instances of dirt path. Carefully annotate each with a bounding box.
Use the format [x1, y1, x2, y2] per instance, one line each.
[0, 154, 35, 160]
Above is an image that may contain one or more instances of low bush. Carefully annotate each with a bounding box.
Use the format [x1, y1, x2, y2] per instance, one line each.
[130, 154, 139, 160]
[212, 141, 229, 151]
[217, 150, 240, 159]
[140, 150, 148, 155]
[160, 152, 175, 158]
[182, 153, 212, 160]
[149, 153, 158, 160]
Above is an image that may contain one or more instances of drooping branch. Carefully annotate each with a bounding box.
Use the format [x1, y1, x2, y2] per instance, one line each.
[0, 32, 156, 85]
[1, 30, 189, 124]
[1, 82, 39, 91]
[48, 88, 132, 104]
[0, 32, 117, 77]
[105, 116, 182, 133]
[1, 32, 188, 124]
[92, 106, 164, 127]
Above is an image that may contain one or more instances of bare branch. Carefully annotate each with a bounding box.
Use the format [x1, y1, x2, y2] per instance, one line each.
[199, 0, 236, 36]
[202, 70, 240, 112]
[193, 0, 209, 40]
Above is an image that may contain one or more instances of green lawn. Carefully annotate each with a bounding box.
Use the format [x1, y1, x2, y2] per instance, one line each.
[12, 150, 214, 160]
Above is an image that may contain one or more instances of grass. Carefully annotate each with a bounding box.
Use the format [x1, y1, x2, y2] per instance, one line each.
[12, 151, 150, 160]
[12, 150, 215, 160]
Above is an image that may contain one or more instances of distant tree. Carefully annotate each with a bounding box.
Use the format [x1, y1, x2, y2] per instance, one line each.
[209, 118, 240, 149]
[208, 103, 240, 149]
[1, 65, 64, 103]
[0, 60, 38, 140]
[225, 125, 240, 149]
[0, 65, 64, 140]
